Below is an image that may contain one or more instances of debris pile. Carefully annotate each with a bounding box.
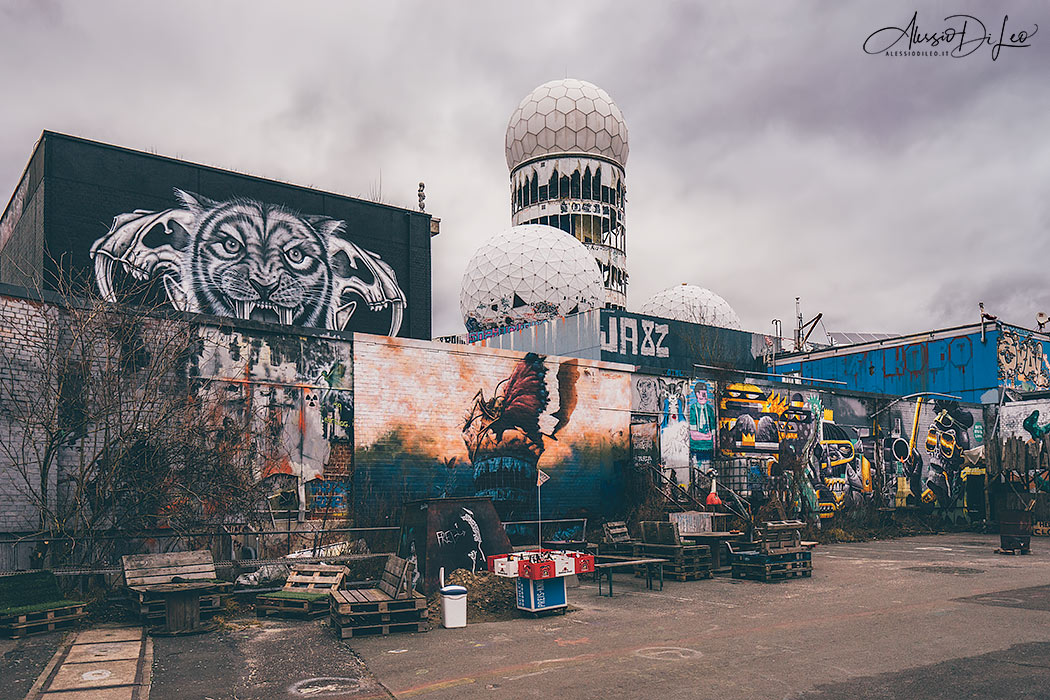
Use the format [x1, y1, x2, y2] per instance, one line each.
[427, 568, 517, 623]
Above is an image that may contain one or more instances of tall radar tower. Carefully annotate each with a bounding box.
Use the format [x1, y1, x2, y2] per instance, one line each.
[505, 78, 629, 309]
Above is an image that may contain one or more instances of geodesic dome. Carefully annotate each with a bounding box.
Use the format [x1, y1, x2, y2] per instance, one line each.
[461, 225, 605, 333]
[639, 284, 743, 331]
[506, 78, 628, 171]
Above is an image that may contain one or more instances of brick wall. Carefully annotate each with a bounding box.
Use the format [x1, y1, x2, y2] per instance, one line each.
[352, 333, 632, 526]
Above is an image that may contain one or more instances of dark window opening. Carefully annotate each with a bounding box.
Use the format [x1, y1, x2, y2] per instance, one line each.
[530, 172, 539, 203]
[538, 184, 548, 201]
[549, 170, 559, 198]
[559, 214, 571, 234]
[582, 167, 592, 200]
[593, 168, 601, 198]
[570, 170, 581, 198]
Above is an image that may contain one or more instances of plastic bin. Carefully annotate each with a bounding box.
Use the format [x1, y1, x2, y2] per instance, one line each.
[440, 584, 467, 628]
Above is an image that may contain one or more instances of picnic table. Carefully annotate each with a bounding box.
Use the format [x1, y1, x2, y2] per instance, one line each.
[593, 556, 668, 597]
[122, 551, 230, 635]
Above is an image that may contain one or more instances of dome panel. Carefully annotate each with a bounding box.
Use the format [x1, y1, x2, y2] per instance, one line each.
[536, 95, 556, 115]
[506, 78, 629, 170]
[461, 225, 604, 333]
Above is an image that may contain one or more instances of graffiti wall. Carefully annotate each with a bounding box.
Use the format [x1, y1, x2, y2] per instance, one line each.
[999, 399, 1050, 441]
[0, 132, 433, 339]
[353, 335, 631, 525]
[191, 325, 354, 517]
[997, 326, 1050, 392]
[628, 371, 987, 519]
[630, 376, 716, 487]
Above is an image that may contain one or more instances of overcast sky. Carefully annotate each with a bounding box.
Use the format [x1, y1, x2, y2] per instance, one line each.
[1, 0, 1046, 340]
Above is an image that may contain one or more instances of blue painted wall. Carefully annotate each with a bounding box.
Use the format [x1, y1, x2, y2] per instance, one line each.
[775, 327, 1002, 404]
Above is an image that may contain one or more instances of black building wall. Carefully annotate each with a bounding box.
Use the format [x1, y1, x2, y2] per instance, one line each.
[0, 132, 433, 340]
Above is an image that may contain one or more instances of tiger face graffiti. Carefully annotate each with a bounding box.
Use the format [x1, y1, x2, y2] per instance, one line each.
[179, 190, 336, 327]
[90, 189, 407, 334]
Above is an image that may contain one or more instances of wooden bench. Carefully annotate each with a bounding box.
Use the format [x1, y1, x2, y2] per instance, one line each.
[329, 554, 427, 639]
[122, 550, 230, 634]
[0, 571, 87, 639]
[257, 564, 348, 618]
[593, 556, 667, 597]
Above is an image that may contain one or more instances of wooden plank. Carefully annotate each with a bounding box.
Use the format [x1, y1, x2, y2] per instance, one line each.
[122, 551, 211, 570]
[124, 565, 217, 586]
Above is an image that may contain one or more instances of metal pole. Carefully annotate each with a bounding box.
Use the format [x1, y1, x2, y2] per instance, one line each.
[537, 482, 542, 550]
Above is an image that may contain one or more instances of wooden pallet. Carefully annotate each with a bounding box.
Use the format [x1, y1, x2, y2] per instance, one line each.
[0, 571, 88, 639]
[336, 607, 426, 624]
[732, 566, 812, 582]
[330, 588, 427, 616]
[732, 557, 812, 581]
[283, 564, 348, 593]
[732, 550, 811, 566]
[634, 543, 711, 579]
[6, 615, 84, 639]
[335, 620, 427, 639]
[755, 521, 803, 554]
[1, 603, 86, 626]
[136, 594, 221, 620]
[663, 570, 713, 582]
[257, 595, 329, 619]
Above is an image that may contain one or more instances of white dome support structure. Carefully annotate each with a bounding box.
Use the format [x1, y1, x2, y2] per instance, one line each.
[461, 224, 605, 334]
[506, 79, 629, 309]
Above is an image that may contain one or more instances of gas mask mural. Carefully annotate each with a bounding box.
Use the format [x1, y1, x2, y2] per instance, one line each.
[89, 189, 406, 334]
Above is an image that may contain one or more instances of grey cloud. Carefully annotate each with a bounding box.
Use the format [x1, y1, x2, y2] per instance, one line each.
[0, 0, 1045, 342]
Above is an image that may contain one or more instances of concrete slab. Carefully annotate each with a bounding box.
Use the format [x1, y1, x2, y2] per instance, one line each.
[72, 628, 142, 645]
[64, 640, 142, 664]
[37, 688, 135, 700]
[47, 658, 140, 691]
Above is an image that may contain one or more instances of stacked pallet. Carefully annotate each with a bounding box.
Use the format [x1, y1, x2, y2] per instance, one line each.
[330, 588, 428, 638]
[329, 555, 427, 639]
[0, 571, 86, 639]
[731, 520, 811, 582]
[257, 564, 348, 619]
[635, 521, 711, 581]
[633, 543, 712, 581]
[730, 550, 812, 582]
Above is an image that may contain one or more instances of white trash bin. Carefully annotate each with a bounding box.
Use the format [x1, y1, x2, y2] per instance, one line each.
[440, 584, 467, 628]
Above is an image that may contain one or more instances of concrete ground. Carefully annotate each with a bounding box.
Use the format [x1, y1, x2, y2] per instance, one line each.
[352, 533, 1050, 700]
[9, 533, 1050, 699]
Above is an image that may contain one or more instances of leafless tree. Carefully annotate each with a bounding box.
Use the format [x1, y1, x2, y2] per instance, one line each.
[0, 271, 268, 568]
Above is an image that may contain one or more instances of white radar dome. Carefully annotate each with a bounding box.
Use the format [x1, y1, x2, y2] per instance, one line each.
[639, 284, 743, 330]
[461, 224, 605, 333]
[505, 78, 628, 171]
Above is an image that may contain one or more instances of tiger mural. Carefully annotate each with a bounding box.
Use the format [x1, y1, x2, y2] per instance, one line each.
[89, 189, 406, 334]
